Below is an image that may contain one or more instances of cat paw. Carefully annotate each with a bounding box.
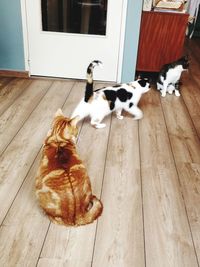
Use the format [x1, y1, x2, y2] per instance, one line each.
[95, 123, 106, 129]
[168, 90, 173, 95]
[175, 90, 180, 97]
[161, 92, 166, 97]
[117, 115, 124, 120]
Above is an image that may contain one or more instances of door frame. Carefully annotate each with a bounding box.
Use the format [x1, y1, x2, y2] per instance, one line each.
[20, 0, 128, 82]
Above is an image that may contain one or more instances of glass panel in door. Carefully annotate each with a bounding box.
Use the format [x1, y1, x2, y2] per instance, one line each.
[41, 0, 108, 35]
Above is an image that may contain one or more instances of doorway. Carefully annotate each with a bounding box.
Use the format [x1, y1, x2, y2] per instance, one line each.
[25, 0, 126, 81]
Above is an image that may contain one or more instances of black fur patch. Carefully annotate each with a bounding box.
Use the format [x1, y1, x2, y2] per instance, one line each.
[84, 83, 93, 102]
[129, 102, 133, 108]
[93, 60, 101, 65]
[104, 90, 117, 110]
[104, 90, 117, 102]
[158, 78, 164, 85]
[110, 102, 115, 110]
[117, 88, 132, 102]
[138, 79, 147, 87]
[158, 68, 167, 82]
[104, 88, 133, 110]
[87, 67, 92, 74]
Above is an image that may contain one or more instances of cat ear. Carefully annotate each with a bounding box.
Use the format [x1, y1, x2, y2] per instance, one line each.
[70, 116, 80, 127]
[54, 108, 63, 117]
[135, 73, 142, 80]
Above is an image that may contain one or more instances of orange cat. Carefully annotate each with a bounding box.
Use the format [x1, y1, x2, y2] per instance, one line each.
[35, 109, 103, 226]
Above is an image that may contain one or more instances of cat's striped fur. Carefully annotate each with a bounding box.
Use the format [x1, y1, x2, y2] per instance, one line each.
[35, 109, 103, 226]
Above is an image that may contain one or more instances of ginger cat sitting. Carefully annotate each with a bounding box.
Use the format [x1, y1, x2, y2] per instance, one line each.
[35, 109, 103, 226]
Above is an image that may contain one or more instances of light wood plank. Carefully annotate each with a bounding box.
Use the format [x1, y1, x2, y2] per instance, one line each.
[181, 77, 200, 139]
[37, 258, 64, 267]
[161, 95, 200, 163]
[140, 90, 198, 267]
[0, 80, 74, 225]
[0, 79, 52, 154]
[38, 83, 111, 267]
[0, 152, 49, 267]
[177, 162, 200, 261]
[92, 114, 144, 267]
[0, 82, 87, 267]
[0, 78, 32, 116]
[161, 93, 200, 263]
[181, 40, 200, 139]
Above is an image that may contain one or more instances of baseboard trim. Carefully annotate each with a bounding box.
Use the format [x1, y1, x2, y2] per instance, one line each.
[0, 70, 29, 78]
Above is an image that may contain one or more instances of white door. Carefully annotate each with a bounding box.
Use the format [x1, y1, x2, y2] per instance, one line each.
[25, 0, 125, 81]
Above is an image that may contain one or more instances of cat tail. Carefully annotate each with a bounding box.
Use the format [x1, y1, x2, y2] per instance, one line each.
[78, 195, 103, 226]
[70, 60, 102, 121]
[84, 60, 103, 102]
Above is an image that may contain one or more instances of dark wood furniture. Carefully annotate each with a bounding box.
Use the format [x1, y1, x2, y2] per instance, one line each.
[136, 11, 189, 72]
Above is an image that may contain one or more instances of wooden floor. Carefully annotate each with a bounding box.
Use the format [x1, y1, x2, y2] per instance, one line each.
[0, 38, 200, 267]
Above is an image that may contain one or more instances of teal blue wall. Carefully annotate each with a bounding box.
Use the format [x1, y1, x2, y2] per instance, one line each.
[0, 0, 25, 70]
[121, 0, 143, 82]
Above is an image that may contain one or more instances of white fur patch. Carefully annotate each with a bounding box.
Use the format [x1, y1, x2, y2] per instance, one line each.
[71, 80, 150, 128]
[157, 65, 185, 97]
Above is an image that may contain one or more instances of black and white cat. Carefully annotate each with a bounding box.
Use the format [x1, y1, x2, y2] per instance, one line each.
[157, 55, 189, 97]
[71, 60, 150, 129]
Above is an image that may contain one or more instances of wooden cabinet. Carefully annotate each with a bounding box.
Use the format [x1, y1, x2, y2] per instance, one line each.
[136, 11, 189, 72]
